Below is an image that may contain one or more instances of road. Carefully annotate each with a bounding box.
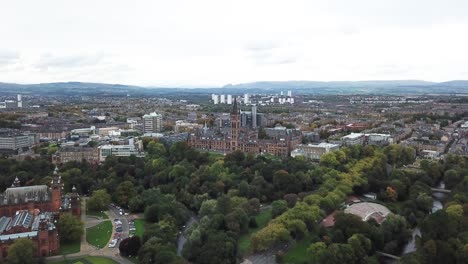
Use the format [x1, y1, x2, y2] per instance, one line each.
[46, 199, 134, 264]
[108, 205, 130, 248]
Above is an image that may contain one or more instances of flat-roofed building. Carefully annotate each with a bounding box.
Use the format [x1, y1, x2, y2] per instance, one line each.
[98, 139, 144, 162]
[291, 143, 340, 160]
[341, 133, 365, 146]
[143, 112, 163, 133]
[0, 133, 37, 151]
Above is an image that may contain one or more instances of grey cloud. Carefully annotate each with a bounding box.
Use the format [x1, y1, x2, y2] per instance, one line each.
[245, 43, 277, 52]
[34, 53, 104, 70]
[372, 64, 411, 76]
[0, 51, 20, 66]
[246, 43, 297, 65]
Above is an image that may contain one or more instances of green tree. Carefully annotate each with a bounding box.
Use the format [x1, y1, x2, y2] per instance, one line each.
[147, 142, 167, 158]
[216, 195, 231, 215]
[114, 181, 137, 207]
[138, 237, 177, 264]
[87, 189, 111, 212]
[271, 200, 288, 218]
[7, 238, 36, 264]
[308, 242, 328, 263]
[57, 213, 84, 242]
[199, 199, 218, 217]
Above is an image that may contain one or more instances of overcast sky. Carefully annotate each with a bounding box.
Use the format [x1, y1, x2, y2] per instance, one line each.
[1, 0, 468, 87]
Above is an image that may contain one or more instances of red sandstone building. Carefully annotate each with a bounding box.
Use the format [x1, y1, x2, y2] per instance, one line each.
[189, 99, 301, 157]
[0, 167, 80, 260]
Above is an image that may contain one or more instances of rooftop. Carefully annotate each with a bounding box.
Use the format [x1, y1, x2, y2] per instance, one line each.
[0, 231, 38, 241]
[344, 202, 391, 225]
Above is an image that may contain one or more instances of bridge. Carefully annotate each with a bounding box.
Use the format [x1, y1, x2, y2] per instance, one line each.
[431, 188, 451, 194]
[376, 251, 401, 260]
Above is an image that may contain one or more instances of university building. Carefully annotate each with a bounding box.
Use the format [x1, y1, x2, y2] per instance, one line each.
[0, 167, 80, 260]
[189, 99, 301, 157]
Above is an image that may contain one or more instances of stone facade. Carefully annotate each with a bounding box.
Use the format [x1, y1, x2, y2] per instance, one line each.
[0, 167, 80, 260]
[189, 99, 301, 157]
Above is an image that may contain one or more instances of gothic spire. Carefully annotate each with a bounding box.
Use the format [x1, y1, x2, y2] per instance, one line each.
[231, 97, 239, 114]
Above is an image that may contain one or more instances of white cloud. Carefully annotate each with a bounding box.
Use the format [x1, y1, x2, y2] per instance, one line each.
[1, 0, 468, 86]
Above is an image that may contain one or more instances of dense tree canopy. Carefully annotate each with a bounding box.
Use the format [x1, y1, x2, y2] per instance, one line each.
[57, 213, 84, 242]
[0, 141, 465, 264]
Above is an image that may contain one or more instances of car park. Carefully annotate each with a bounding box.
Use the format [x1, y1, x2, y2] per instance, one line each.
[108, 239, 118, 248]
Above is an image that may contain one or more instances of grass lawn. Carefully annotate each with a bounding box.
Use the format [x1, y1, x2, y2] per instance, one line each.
[134, 219, 146, 238]
[86, 210, 109, 219]
[86, 220, 112, 248]
[283, 235, 318, 264]
[59, 240, 81, 255]
[238, 209, 272, 255]
[49, 256, 118, 264]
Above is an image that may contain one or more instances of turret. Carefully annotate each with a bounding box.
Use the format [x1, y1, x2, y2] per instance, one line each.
[50, 166, 62, 212]
[71, 185, 81, 216]
[11, 177, 21, 188]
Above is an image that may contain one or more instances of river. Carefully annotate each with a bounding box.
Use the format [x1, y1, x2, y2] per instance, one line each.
[401, 181, 446, 255]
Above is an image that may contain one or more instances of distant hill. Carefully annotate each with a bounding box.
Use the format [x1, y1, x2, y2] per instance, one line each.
[222, 80, 435, 89]
[436, 80, 468, 87]
[0, 80, 467, 96]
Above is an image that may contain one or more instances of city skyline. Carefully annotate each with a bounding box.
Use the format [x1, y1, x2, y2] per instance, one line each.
[1, 0, 468, 86]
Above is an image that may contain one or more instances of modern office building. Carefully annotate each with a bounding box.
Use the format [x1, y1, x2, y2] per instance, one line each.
[98, 138, 144, 161]
[0, 133, 37, 152]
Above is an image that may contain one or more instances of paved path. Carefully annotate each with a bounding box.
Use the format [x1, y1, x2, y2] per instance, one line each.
[47, 199, 133, 264]
[243, 243, 289, 264]
[177, 215, 198, 256]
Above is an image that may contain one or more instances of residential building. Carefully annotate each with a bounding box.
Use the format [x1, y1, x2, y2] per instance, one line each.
[54, 146, 99, 164]
[143, 112, 163, 133]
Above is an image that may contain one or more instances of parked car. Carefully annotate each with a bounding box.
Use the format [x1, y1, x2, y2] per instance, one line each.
[108, 239, 118, 248]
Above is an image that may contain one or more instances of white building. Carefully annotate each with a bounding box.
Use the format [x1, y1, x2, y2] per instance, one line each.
[143, 112, 163, 133]
[244, 93, 249, 104]
[213, 94, 219, 105]
[220, 94, 226, 104]
[291, 143, 340, 160]
[341, 133, 365, 146]
[98, 139, 144, 161]
[366, 133, 393, 145]
[175, 120, 203, 133]
[17, 94, 22, 108]
[0, 134, 37, 151]
[227, 94, 233, 105]
[341, 133, 392, 146]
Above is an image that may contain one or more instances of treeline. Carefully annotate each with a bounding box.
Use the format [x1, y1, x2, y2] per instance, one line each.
[400, 155, 468, 264]
[1, 141, 466, 263]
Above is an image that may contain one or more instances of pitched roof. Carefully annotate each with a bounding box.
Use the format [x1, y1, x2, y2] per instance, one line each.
[1, 185, 50, 205]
